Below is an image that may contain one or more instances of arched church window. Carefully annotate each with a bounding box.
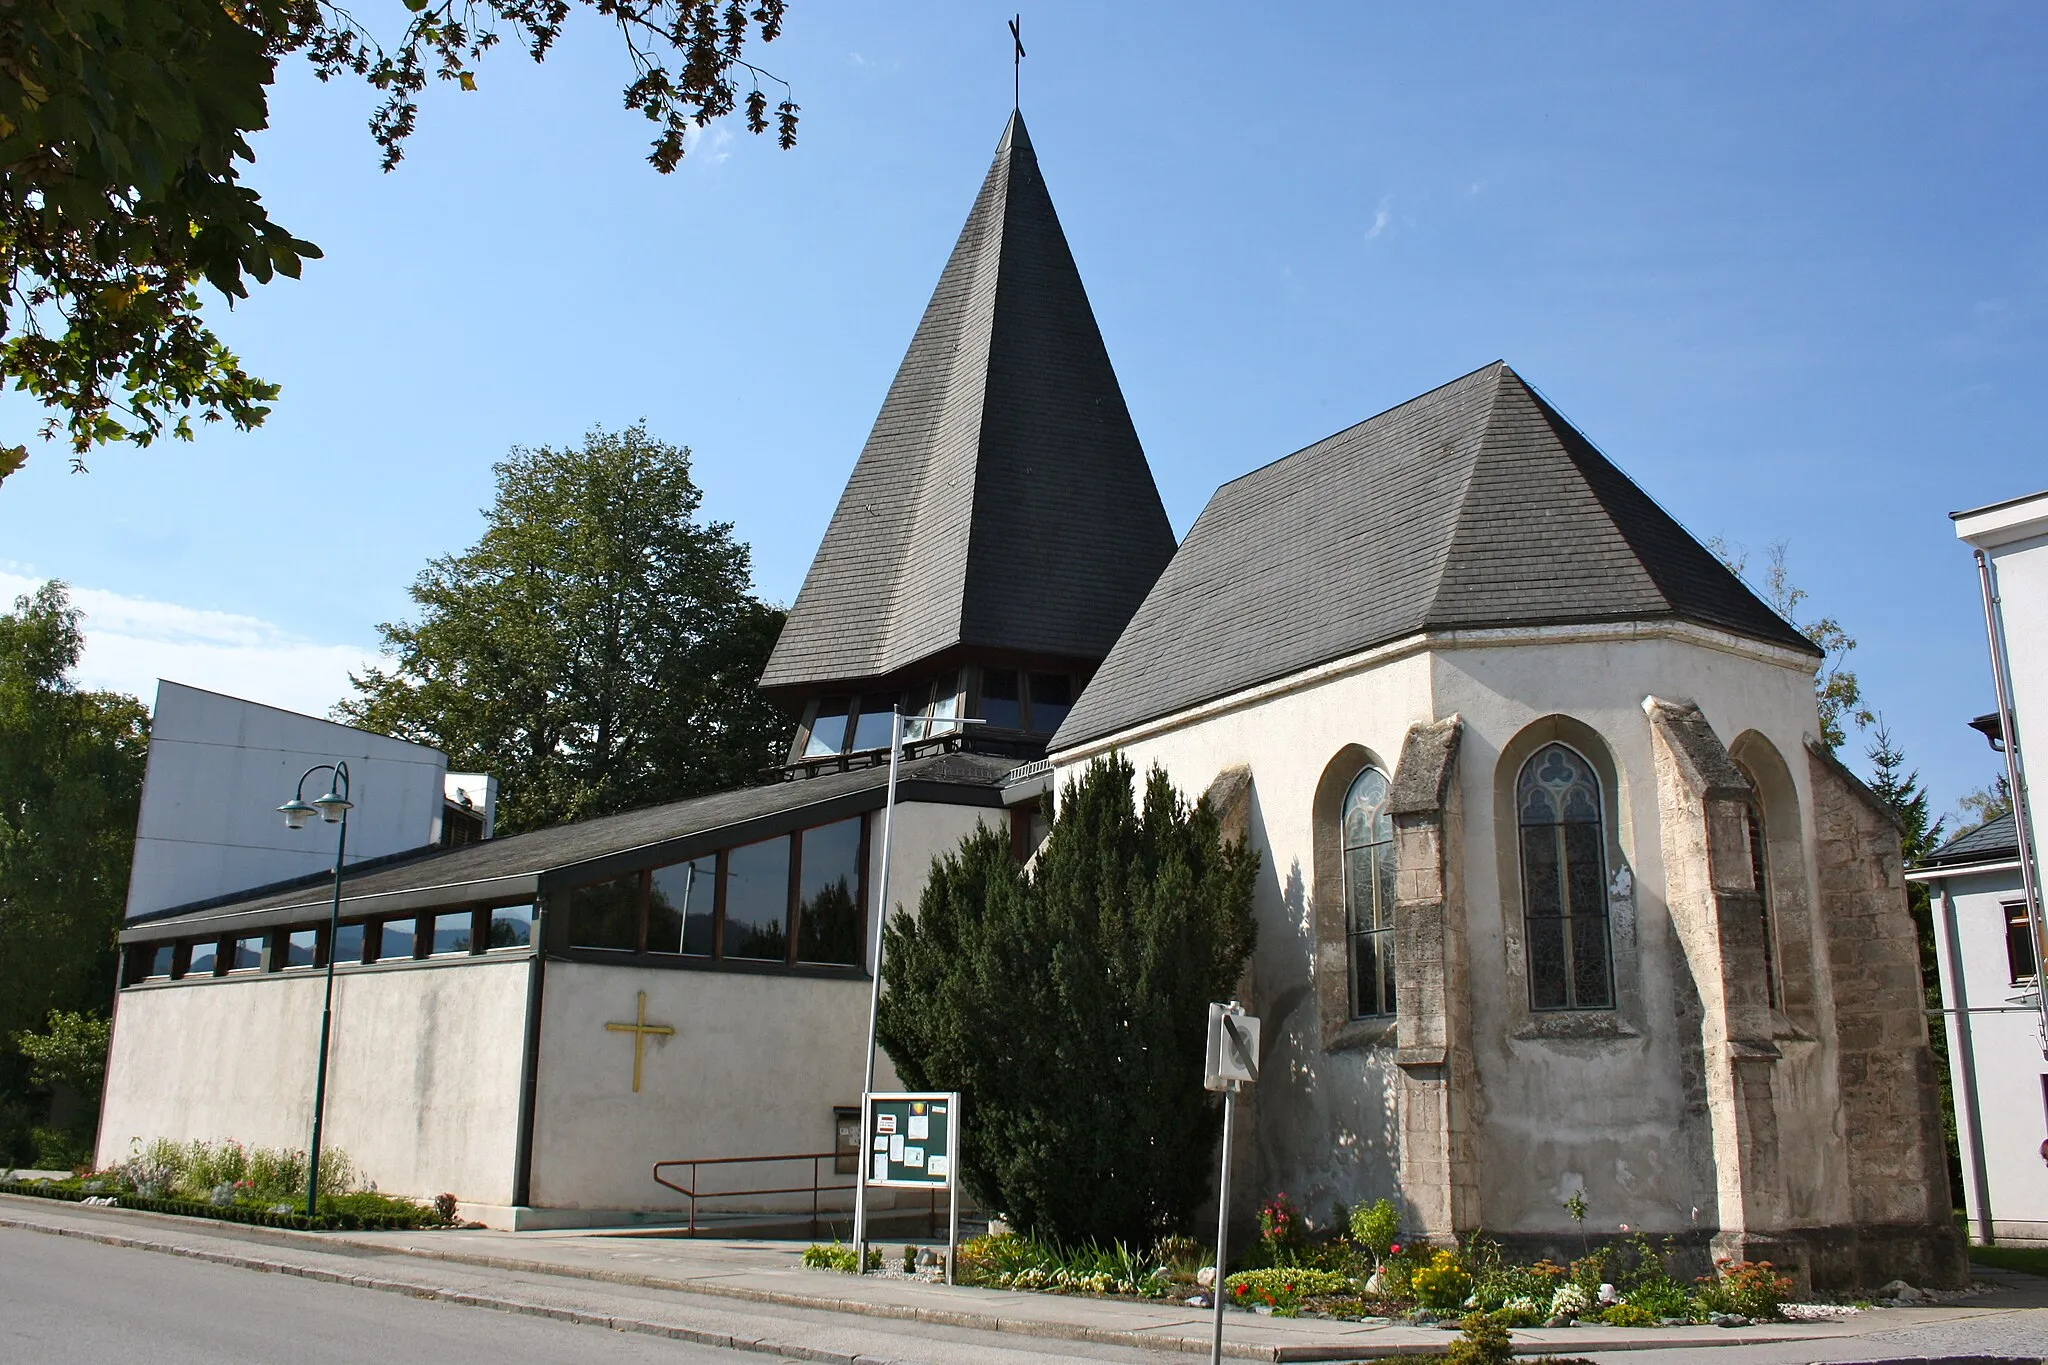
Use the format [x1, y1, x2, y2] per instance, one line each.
[1736, 767, 1781, 1009]
[1342, 766, 1397, 1018]
[1517, 743, 1613, 1010]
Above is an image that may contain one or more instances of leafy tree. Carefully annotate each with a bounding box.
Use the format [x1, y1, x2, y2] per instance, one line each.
[0, 582, 148, 1163]
[0, 1, 795, 482]
[1710, 539, 1873, 750]
[876, 755, 1259, 1247]
[340, 423, 790, 834]
[1956, 773, 2012, 832]
[13, 1009, 110, 1094]
[1867, 718, 1960, 1196]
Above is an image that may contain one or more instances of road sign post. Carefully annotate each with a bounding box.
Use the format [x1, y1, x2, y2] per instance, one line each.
[1204, 1002, 1259, 1365]
[861, 1091, 962, 1283]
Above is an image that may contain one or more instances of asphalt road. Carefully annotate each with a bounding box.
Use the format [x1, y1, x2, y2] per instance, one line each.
[0, 1224, 818, 1365]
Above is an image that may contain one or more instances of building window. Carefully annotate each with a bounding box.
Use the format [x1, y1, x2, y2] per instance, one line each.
[146, 944, 175, 979]
[330, 922, 366, 965]
[429, 911, 472, 955]
[804, 697, 852, 757]
[185, 938, 219, 978]
[1343, 766, 1397, 1018]
[796, 817, 863, 966]
[848, 695, 899, 752]
[1517, 742, 1614, 1010]
[567, 875, 642, 952]
[230, 935, 265, 972]
[373, 917, 416, 962]
[650, 856, 717, 956]
[980, 668, 1022, 730]
[2008, 901, 2040, 986]
[1738, 773, 1780, 1009]
[487, 904, 534, 950]
[906, 672, 960, 740]
[282, 929, 317, 967]
[1027, 674, 1074, 734]
[725, 837, 792, 961]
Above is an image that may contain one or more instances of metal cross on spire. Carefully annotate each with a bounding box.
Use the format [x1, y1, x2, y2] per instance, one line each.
[1009, 14, 1025, 109]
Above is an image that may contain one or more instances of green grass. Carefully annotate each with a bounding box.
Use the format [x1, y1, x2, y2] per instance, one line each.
[1970, 1245, 2048, 1277]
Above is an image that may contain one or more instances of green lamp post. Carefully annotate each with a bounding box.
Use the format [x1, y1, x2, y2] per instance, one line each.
[279, 760, 354, 1218]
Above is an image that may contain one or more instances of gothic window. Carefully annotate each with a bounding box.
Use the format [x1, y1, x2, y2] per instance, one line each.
[1517, 743, 1614, 1010]
[1740, 781, 1781, 1009]
[1343, 766, 1397, 1018]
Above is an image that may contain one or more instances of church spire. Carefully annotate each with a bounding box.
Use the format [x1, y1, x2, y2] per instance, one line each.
[759, 113, 1176, 712]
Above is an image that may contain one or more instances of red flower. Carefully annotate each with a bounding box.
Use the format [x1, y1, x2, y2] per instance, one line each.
[1235, 1284, 1247, 1296]
[1389, 1243, 1402, 1255]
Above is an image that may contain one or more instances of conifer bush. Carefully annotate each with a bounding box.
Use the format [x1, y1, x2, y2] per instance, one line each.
[876, 755, 1258, 1247]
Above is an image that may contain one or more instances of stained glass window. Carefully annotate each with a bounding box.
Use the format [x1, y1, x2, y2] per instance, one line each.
[1517, 743, 1613, 1010]
[1342, 767, 1397, 1018]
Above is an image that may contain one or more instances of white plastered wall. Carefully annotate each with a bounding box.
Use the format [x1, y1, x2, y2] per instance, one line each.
[526, 800, 1000, 1217]
[1052, 624, 1834, 1238]
[1931, 866, 2048, 1244]
[97, 957, 530, 1208]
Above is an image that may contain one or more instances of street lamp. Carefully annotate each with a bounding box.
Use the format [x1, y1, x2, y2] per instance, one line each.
[851, 710, 980, 1267]
[279, 761, 354, 1217]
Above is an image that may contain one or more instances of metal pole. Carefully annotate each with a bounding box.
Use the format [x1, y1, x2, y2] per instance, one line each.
[1975, 550, 2048, 1053]
[946, 1090, 962, 1285]
[852, 710, 906, 1268]
[305, 793, 348, 1218]
[1937, 881, 1995, 1243]
[1210, 1081, 1236, 1365]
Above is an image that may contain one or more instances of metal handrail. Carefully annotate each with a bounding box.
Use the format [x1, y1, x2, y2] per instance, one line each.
[651, 1151, 855, 1235]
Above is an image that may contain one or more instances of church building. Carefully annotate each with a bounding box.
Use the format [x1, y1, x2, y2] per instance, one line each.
[99, 112, 1959, 1287]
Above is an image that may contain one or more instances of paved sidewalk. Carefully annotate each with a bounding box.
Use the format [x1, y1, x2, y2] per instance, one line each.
[3, 1193, 2044, 1361]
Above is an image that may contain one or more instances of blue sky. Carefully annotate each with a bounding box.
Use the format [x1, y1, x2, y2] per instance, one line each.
[0, 2, 2040, 825]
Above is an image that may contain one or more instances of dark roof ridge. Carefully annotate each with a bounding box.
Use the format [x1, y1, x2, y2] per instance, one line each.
[1210, 359, 1510, 497]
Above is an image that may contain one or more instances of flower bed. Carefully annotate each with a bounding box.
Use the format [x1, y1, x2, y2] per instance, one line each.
[0, 1177, 446, 1230]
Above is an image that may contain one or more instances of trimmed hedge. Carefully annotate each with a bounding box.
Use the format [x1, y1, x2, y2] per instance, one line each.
[0, 1179, 437, 1231]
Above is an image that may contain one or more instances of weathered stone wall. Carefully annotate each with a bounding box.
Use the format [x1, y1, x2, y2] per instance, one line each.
[1805, 740, 1967, 1287]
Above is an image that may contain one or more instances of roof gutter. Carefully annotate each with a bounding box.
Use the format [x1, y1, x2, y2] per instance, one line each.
[1973, 547, 2048, 1056]
[1906, 858, 2023, 883]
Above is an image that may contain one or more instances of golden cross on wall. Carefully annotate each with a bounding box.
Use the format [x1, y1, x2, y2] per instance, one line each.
[604, 990, 674, 1093]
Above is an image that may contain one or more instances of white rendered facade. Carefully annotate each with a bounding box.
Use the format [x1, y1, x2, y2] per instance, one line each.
[126, 682, 456, 919]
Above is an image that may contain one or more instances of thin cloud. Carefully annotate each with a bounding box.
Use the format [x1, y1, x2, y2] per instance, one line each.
[1365, 194, 1393, 241]
[0, 570, 381, 719]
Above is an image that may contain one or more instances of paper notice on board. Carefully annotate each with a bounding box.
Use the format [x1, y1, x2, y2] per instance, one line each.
[873, 1154, 888, 1182]
[889, 1135, 905, 1162]
[876, 1114, 897, 1134]
[928, 1155, 948, 1178]
[907, 1115, 929, 1140]
[872, 1135, 888, 1151]
[903, 1147, 924, 1168]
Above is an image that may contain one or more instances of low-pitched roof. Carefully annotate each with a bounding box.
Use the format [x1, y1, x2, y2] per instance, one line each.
[1919, 812, 2019, 869]
[120, 751, 1023, 944]
[1053, 362, 1819, 750]
[759, 111, 1176, 696]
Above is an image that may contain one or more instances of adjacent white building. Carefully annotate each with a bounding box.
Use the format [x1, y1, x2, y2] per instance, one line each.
[1919, 489, 2048, 1246]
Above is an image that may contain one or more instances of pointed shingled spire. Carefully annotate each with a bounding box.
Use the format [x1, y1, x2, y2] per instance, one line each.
[759, 112, 1176, 696]
[1055, 361, 1820, 749]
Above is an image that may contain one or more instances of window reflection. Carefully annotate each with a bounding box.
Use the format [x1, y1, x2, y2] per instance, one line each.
[432, 912, 472, 955]
[147, 944, 175, 979]
[375, 917, 416, 962]
[849, 696, 898, 752]
[797, 818, 862, 966]
[284, 930, 317, 967]
[487, 904, 534, 950]
[185, 940, 218, 977]
[332, 923, 366, 965]
[567, 876, 640, 952]
[980, 669, 1021, 729]
[805, 697, 851, 757]
[231, 936, 264, 971]
[650, 856, 717, 956]
[1027, 674, 1072, 733]
[725, 837, 791, 960]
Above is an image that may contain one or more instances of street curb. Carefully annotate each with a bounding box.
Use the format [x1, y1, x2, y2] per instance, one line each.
[0, 1211, 912, 1365]
[0, 1196, 1885, 1361]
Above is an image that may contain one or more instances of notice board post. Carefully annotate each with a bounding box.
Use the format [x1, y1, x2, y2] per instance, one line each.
[863, 1091, 962, 1283]
[1204, 1002, 1260, 1365]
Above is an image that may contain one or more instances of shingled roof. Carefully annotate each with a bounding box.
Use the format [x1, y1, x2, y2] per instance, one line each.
[1054, 362, 1820, 749]
[1918, 811, 2019, 869]
[759, 111, 1176, 695]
